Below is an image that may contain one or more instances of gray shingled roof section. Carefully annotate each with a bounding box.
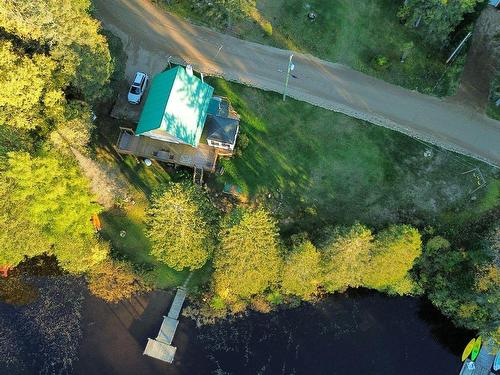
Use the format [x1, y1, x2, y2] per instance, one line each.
[204, 115, 239, 143]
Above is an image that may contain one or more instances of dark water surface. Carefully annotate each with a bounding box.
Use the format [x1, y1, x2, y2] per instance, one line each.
[173, 290, 469, 375]
[74, 289, 471, 374]
[2, 279, 470, 375]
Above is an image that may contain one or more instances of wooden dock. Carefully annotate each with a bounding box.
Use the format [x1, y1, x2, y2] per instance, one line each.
[459, 341, 496, 375]
[143, 286, 188, 364]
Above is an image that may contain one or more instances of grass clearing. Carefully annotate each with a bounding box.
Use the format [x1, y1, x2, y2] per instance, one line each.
[206, 77, 500, 237]
[160, 0, 468, 96]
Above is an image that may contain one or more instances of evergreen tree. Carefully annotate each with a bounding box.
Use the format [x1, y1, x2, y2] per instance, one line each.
[213, 208, 282, 301]
[364, 225, 422, 295]
[320, 223, 373, 292]
[0, 152, 106, 272]
[146, 182, 217, 271]
[281, 240, 321, 300]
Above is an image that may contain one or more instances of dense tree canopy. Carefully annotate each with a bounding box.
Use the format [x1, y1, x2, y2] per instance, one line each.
[0, 0, 112, 103]
[213, 208, 282, 301]
[399, 0, 482, 46]
[0, 152, 107, 272]
[320, 223, 373, 293]
[0, 0, 112, 158]
[0, 40, 61, 131]
[281, 240, 321, 301]
[146, 182, 217, 271]
[0, 179, 49, 267]
[416, 233, 500, 344]
[364, 225, 422, 295]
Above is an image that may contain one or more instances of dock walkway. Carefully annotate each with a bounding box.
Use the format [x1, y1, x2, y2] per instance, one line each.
[143, 286, 188, 364]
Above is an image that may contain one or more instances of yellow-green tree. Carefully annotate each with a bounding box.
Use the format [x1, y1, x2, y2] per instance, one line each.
[0, 152, 106, 272]
[0, 178, 49, 267]
[0, 0, 112, 102]
[281, 240, 321, 301]
[213, 208, 282, 301]
[364, 225, 422, 295]
[0, 40, 62, 130]
[146, 182, 217, 271]
[320, 223, 373, 292]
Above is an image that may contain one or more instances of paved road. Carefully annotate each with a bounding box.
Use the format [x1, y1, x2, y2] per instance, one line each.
[94, 0, 500, 167]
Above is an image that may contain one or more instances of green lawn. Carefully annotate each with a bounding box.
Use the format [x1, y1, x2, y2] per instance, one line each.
[160, 0, 467, 96]
[206, 78, 500, 237]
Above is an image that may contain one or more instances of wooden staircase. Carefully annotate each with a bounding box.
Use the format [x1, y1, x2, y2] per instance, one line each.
[193, 166, 204, 185]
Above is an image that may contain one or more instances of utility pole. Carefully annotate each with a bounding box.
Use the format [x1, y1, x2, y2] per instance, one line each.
[283, 54, 294, 101]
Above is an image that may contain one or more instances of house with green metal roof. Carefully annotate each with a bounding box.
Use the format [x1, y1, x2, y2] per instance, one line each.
[116, 65, 240, 173]
[135, 66, 214, 148]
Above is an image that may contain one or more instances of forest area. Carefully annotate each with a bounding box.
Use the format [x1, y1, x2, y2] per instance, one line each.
[0, 0, 499, 373]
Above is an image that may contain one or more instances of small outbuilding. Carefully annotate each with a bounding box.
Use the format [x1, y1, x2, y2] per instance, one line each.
[489, 0, 500, 8]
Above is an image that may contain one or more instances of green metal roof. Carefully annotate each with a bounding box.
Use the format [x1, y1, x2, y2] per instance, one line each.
[135, 66, 214, 147]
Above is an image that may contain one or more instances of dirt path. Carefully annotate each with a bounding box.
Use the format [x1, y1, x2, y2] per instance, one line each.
[93, 0, 500, 167]
[454, 7, 500, 111]
[72, 148, 130, 208]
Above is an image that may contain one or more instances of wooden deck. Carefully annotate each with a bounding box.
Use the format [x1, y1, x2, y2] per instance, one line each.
[116, 128, 218, 172]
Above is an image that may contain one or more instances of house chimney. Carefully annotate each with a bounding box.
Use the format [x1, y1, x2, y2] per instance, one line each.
[185, 64, 193, 77]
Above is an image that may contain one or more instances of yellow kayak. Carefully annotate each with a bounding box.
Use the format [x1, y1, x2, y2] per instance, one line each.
[471, 336, 482, 361]
[462, 338, 476, 361]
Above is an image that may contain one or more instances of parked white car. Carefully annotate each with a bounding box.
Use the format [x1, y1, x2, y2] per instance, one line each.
[127, 71, 149, 104]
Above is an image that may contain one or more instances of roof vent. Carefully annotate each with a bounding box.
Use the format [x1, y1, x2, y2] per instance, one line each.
[185, 64, 193, 76]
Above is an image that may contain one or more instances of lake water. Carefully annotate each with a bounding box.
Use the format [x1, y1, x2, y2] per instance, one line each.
[1, 276, 469, 375]
[174, 290, 468, 374]
[75, 288, 470, 375]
